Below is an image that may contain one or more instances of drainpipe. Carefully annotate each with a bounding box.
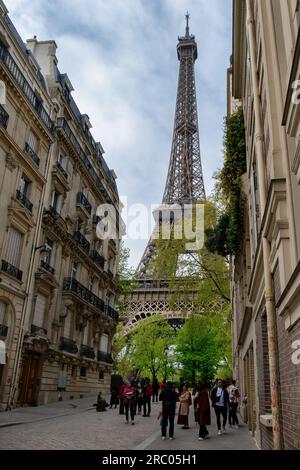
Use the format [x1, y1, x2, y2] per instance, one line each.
[245, 0, 282, 450]
[7, 138, 55, 409]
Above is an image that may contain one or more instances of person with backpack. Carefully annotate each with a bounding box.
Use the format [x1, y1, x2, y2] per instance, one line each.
[227, 379, 240, 428]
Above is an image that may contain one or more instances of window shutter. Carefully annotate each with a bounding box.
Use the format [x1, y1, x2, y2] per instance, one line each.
[5, 228, 23, 267]
[33, 294, 47, 328]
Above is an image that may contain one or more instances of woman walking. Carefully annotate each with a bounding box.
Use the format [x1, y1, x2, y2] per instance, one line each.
[195, 382, 211, 440]
[177, 384, 192, 429]
[211, 378, 229, 435]
[122, 381, 137, 425]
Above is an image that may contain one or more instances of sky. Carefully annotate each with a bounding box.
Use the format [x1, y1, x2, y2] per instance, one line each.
[8, 0, 232, 269]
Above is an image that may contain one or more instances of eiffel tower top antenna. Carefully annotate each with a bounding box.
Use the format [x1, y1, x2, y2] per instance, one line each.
[185, 11, 190, 37]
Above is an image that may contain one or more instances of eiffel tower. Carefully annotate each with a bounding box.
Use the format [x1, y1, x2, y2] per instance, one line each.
[125, 14, 206, 333]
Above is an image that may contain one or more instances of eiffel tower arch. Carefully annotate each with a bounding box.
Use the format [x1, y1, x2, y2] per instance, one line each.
[124, 15, 206, 333]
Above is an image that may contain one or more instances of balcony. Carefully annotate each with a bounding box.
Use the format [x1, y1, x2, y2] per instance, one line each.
[56, 161, 68, 180]
[63, 277, 105, 312]
[0, 44, 54, 134]
[1, 260, 22, 281]
[80, 344, 95, 359]
[97, 351, 113, 364]
[0, 324, 8, 337]
[49, 205, 62, 220]
[31, 324, 47, 335]
[41, 260, 55, 274]
[90, 250, 105, 269]
[24, 142, 40, 167]
[107, 306, 119, 321]
[59, 337, 78, 354]
[74, 231, 90, 253]
[0, 104, 9, 129]
[76, 192, 92, 215]
[16, 190, 33, 213]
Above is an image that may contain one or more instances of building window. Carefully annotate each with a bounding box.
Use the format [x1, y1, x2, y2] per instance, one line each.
[0, 301, 8, 338]
[71, 262, 80, 280]
[32, 294, 47, 329]
[28, 130, 38, 152]
[63, 310, 71, 339]
[80, 367, 87, 377]
[99, 370, 104, 380]
[4, 227, 23, 268]
[58, 153, 68, 171]
[100, 334, 109, 353]
[43, 239, 53, 265]
[77, 217, 84, 233]
[18, 174, 31, 198]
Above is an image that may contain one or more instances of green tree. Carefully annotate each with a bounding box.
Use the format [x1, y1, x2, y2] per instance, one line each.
[130, 313, 175, 380]
[111, 323, 134, 377]
[116, 241, 136, 319]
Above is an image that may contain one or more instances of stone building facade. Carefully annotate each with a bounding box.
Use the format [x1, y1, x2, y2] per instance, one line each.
[231, 0, 300, 449]
[0, 0, 121, 409]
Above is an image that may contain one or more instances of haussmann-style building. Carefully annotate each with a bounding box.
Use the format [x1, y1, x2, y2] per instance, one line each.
[0, 0, 121, 410]
[230, 0, 300, 450]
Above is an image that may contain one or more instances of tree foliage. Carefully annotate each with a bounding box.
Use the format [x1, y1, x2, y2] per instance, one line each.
[130, 314, 175, 380]
[207, 107, 246, 256]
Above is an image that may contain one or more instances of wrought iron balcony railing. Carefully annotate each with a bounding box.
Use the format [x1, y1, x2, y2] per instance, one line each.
[90, 250, 105, 269]
[59, 337, 78, 354]
[76, 192, 92, 214]
[74, 231, 90, 253]
[25, 142, 40, 167]
[0, 44, 54, 134]
[41, 260, 55, 274]
[56, 161, 68, 179]
[97, 351, 113, 364]
[31, 324, 47, 335]
[0, 104, 9, 129]
[1, 259, 22, 281]
[80, 344, 95, 359]
[49, 205, 62, 219]
[16, 190, 33, 212]
[63, 277, 105, 312]
[0, 324, 8, 337]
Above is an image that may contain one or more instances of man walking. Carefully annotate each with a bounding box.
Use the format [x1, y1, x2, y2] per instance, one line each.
[211, 379, 229, 435]
[159, 381, 177, 440]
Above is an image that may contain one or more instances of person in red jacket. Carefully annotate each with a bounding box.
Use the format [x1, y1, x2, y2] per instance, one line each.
[142, 378, 153, 417]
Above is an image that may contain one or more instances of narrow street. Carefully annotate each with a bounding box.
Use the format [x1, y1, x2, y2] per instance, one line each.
[0, 397, 257, 450]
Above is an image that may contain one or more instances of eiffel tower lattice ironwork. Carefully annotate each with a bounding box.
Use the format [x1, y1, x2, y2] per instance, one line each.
[125, 14, 207, 333]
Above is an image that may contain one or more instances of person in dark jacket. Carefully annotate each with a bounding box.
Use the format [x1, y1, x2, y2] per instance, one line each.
[159, 381, 177, 440]
[142, 378, 153, 417]
[152, 377, 159, 402]
[211, 378, 229, 435]
[195, 382, 211, 440]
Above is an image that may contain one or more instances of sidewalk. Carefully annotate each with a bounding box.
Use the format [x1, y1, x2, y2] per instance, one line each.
[0, 395, 97, 428]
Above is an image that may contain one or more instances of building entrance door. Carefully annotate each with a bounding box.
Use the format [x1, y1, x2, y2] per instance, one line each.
[18, 352, 40, 406]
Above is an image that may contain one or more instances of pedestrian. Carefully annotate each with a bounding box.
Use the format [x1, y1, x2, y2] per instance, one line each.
[227, 379, 240, 428]
[211, 378, 229, 435]
[122, 381, 137, 425]
[177, 384, 192, 429]
[159, 381, 177, 440]
[195, 382, 211, 440]
[142, 378, 153, 417]
[118, 380, 125, 415]
[152, 377, 159, 402]
[109, 383, 119, 409]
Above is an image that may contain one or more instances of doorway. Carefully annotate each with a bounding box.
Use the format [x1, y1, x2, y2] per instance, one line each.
[18, 352, 41, 406]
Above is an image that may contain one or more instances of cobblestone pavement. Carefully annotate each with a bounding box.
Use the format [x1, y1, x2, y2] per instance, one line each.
[0, 399, 257, 450]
